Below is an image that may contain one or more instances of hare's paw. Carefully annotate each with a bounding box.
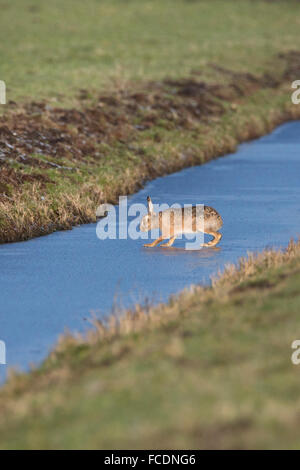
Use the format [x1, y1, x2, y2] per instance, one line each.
[160, 236, 176, 248]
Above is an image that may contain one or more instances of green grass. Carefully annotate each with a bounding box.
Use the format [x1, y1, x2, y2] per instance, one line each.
[1, 81, 299, 243]
[1, 0, 300, 449]
[1, 0, 300, 105]
[1, 0, 300, 243]
[1, 240, 300, 449]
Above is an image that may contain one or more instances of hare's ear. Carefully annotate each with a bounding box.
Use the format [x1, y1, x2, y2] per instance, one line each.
[147, 195, 154, 214]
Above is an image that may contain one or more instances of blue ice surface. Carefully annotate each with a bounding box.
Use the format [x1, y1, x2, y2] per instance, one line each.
[0, 121, 300, 381]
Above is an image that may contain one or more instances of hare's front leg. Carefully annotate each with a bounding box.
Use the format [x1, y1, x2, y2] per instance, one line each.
[160, 236, 177, 248]
[144, 236, 165, 248]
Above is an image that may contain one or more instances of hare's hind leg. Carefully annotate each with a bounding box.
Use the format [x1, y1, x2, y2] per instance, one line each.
[160, 236, 177, 248]
[144, 236, 165, 248]
[203, 231, 222, 247]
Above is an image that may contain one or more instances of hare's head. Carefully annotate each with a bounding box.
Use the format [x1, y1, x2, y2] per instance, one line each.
[140, 196, 158, 232]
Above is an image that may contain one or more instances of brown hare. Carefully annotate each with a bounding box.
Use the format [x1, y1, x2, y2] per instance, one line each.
[140, 196, 223, 248]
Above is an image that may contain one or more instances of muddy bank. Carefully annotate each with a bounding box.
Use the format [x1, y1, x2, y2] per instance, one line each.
[1, 52, 297, 170]
[0, 51, 300, 242]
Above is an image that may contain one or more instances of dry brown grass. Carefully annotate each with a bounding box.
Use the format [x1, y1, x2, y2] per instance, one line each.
[1, 94, 299, 244]
[1, 238, 300, 449]
[0, 235, 299, 419]
[50, 237, 300, 354]
[1, 51, 300, 243]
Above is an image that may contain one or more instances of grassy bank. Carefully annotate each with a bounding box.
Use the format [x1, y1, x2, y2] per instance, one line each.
[1, 238, 300, 449]
[1, 0, 300, 242]
[1, 0, 300, 450]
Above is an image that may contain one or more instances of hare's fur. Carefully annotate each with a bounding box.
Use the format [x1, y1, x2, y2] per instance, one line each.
[140, 196, 223, 248]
